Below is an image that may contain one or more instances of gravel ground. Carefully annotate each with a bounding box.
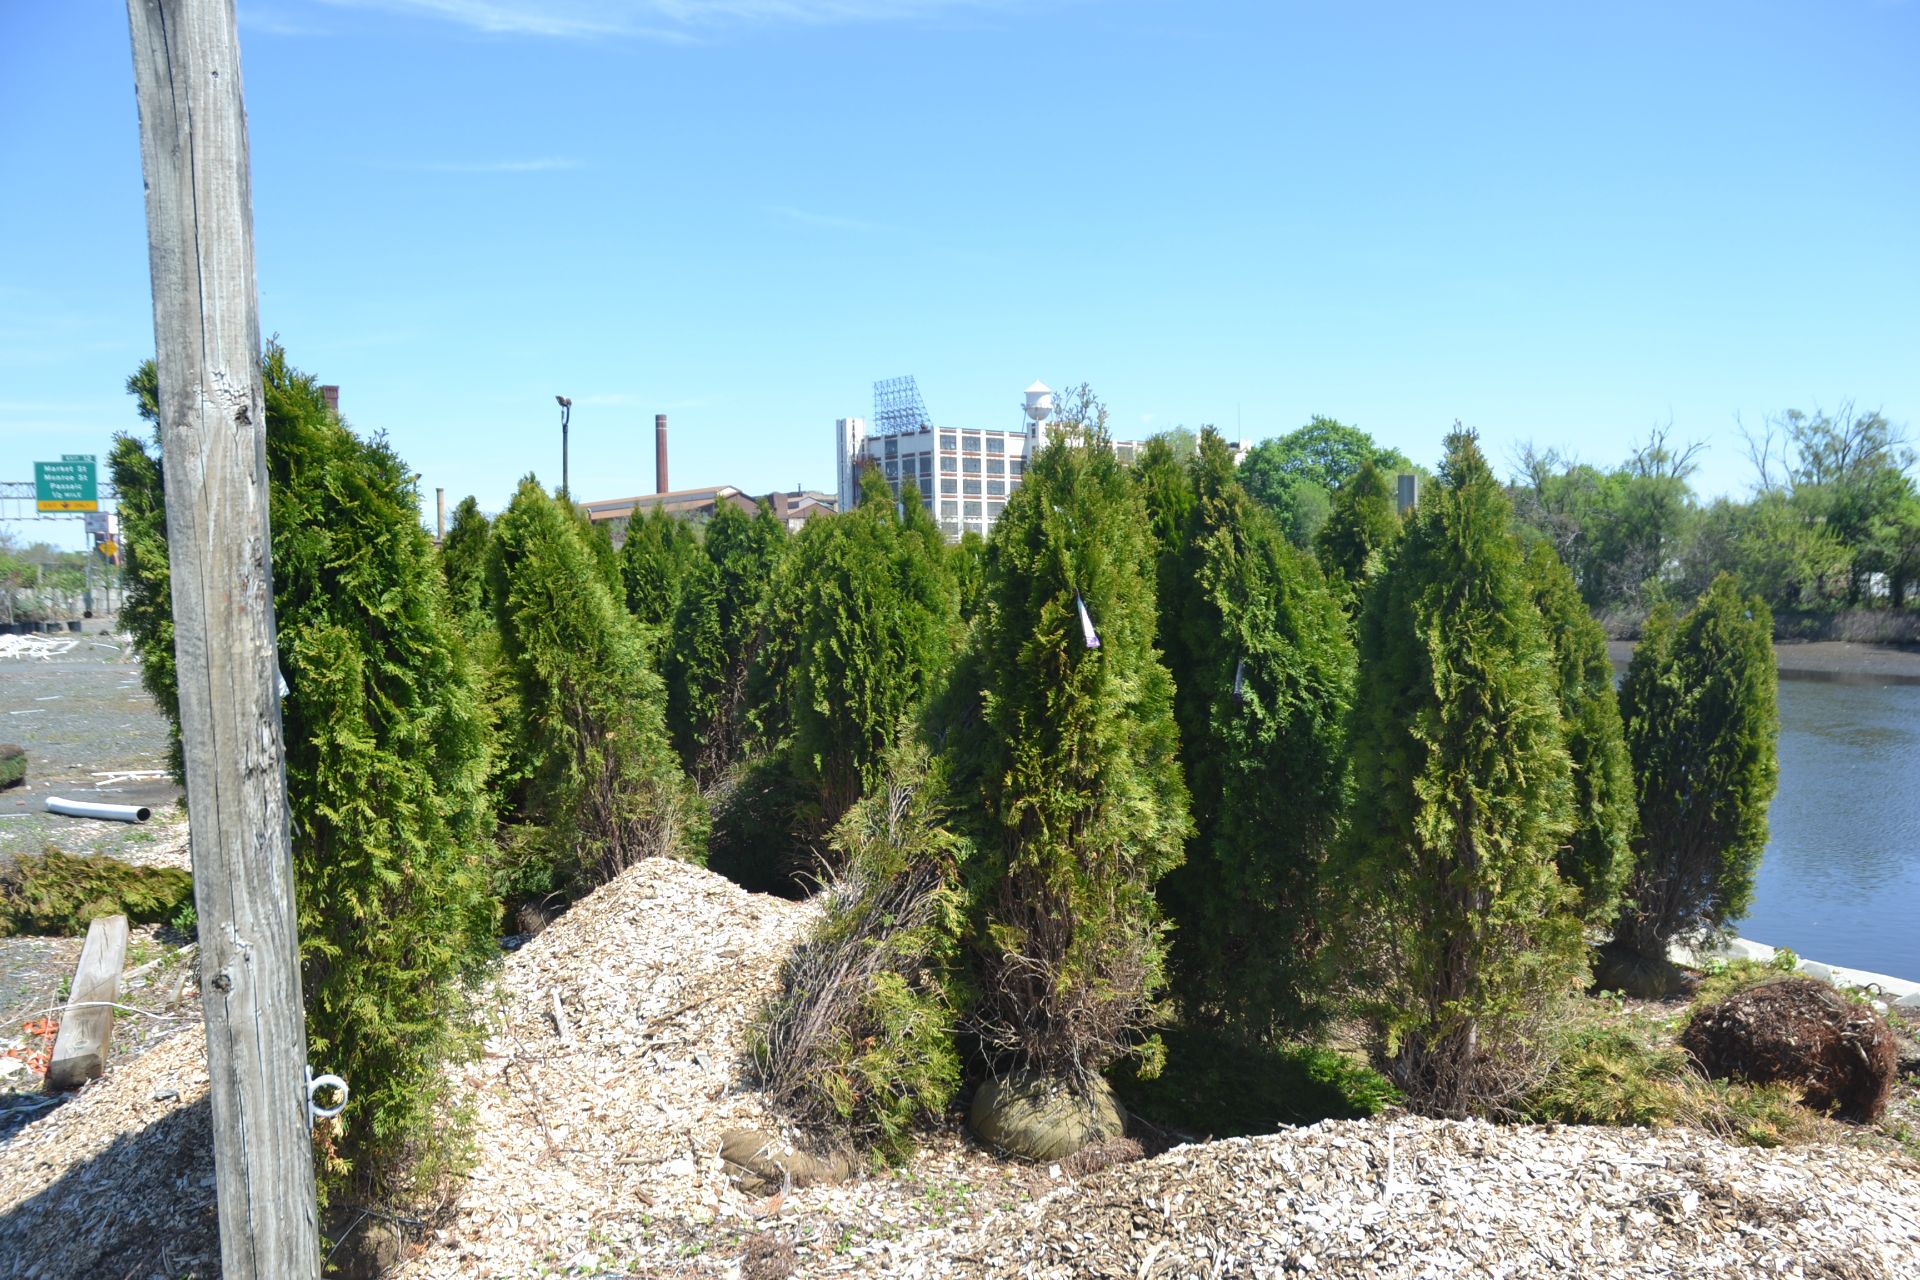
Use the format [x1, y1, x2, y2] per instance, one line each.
[5, 855, 1916, 1280]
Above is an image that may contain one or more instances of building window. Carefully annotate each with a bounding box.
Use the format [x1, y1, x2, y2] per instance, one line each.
[918, 456, 932, 476]
[941, 501, 959, 518]
[941, 455, 956, 473]
[987, 501, 1004, 521]
[963, 479, 981, 495]
[963, 456, 981, 474]
[964, 500, 982, 518]
[987, 480, 1004, 497]
[940, 477, 957, 494]
[884, 437, 898, 458]
[884, 460, 898, 478]
[1116, 444, 1135, 463]
[939, 433, 957, 452]
[1009, 458, 1024, 476]
[986, 457, 1005, 475]
[962, 434, 981, 453]
[986, 435, 1005, 454]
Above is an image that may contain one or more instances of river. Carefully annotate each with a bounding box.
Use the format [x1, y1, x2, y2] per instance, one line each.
[1737, 672, 1920, 982]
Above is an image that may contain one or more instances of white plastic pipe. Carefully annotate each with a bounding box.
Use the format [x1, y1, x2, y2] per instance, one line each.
[46, 796, 152, 823]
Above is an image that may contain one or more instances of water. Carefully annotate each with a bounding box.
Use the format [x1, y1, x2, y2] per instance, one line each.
[1735, 676, 1920, 982]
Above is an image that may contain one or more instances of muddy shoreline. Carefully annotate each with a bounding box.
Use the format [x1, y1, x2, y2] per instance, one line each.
[1606, 638, 1920, 684]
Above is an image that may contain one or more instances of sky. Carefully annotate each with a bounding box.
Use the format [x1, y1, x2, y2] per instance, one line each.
[3, 0, 1917, 552]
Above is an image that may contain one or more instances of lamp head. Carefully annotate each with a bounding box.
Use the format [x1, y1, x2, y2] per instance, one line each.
[556, 395, 572, 408]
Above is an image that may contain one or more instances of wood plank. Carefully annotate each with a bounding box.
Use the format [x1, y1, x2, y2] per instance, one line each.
[46, 914, 130, 1091]
[125, 1, 320, 1275]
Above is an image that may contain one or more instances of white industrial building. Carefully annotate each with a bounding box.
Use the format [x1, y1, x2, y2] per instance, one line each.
[837, 382, 1147, 542]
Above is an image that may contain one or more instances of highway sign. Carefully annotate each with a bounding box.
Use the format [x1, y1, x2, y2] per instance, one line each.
[35, 456, 98, 512]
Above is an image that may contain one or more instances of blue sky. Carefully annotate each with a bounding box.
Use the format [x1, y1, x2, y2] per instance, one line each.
[4, 0, 1916, 551]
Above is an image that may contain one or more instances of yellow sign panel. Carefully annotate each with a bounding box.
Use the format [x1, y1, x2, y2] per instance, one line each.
[38, 498, 100, 512]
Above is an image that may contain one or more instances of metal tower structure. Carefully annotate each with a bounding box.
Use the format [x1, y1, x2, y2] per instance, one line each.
[872, 375, 932, 437]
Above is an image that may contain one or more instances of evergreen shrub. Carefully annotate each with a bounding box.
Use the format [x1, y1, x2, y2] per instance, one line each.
[1612, 574, 1779, 962]
[1332, 430, 1584, 1117]
[113, 347, 499, 1203]
[1156, 430, 1354, 1041]
[0, 848, 193, 936]
[962, 424, 1191, 1089]
[665, 502, 787, 783]
[487, 476, 705, 898]
[1524, 542, 1636, 927]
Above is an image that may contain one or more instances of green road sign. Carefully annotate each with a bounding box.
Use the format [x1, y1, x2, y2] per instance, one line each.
[36, 456, 99, 512]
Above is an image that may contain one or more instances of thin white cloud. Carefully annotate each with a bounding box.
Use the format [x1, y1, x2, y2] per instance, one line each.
[316, 0, 1022, 39]
[768, 204, 891, 234]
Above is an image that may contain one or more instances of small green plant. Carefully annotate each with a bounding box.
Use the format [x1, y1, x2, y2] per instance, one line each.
[1768, 947, 1799, 972]
[0, 848, 194, 936]
[170, 901, 197, 936]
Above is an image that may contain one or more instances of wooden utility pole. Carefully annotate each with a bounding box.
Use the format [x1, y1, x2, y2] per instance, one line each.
[125, 2, 320, 1276]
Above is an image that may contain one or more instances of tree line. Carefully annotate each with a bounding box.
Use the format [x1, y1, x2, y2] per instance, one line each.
[109, 348, 1790, 1199]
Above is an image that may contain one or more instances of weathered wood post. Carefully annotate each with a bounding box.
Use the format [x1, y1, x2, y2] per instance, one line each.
[124, 2, 320, 1275]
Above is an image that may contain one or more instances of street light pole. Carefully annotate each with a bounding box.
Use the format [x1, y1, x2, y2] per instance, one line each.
[556, 395, 572, 496]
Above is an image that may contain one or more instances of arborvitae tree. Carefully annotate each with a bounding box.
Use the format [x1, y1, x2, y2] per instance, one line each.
[1134, 434, 1197, 625]
[570, 502, 625, 600]
[1315, 457, 1401, 605]
[1157, 431, 1354, 1041]
[1524, 542, 1636, 927]
[488, 476, 704, 893]
[771, 467, 959, 830]
[107, 426, 182, 778]
[1332, 430, 1581, 1117]
[1612, 575, 1778, 962]
[114, 348, 498, 1204]
[439, 495, 493, 627]
[618, 504, 701, 633]
[664, 501, 788, 782]
[950, 530, 988, 625]
[964, 427, 1191, 1088]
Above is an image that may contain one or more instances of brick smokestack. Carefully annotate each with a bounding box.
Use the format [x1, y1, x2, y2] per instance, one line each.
[435, 487, 446, 542]
[320, 385, 340, 416]
[655, 414, 669, 494]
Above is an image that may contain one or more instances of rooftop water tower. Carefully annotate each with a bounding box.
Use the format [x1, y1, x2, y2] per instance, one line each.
[1023, 381, 1053, 436]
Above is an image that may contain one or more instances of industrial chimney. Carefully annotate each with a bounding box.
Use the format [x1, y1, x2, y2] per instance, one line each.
[655, 414, 669, 494]
[320, 385, 340, 416]
[435, 488, 446, 542]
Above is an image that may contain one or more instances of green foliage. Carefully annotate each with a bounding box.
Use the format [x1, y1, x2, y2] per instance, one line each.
[751, 747, 969, 1159]
[1156, 430, 1354, 1041]
[1314, 457, 1401, 602]
[949, 530, 988, 625]
[107, 417, 183, 779]
[664, 501, 788, 783]
[618, 505, 702, 643]
[1761, 404, 1917, 606]
[1521, 992, 1821, 1147]
[1524, 543, 1636, 927]
[0, 849, 194, 936]
[439, 496, 493, 628]
[1510, 431, 1700, 612]
[1238, 416, 1411, 549]
[1613, 575, 1779, 960]
[487, 476, 705, 896]
[116, 346, 501, 1204]
[1332, 430, 1584, 1117]
[963, 419, 1192, 1087]
[1110, 1026, 1398, 1139]
[759, 467, 960, 837]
